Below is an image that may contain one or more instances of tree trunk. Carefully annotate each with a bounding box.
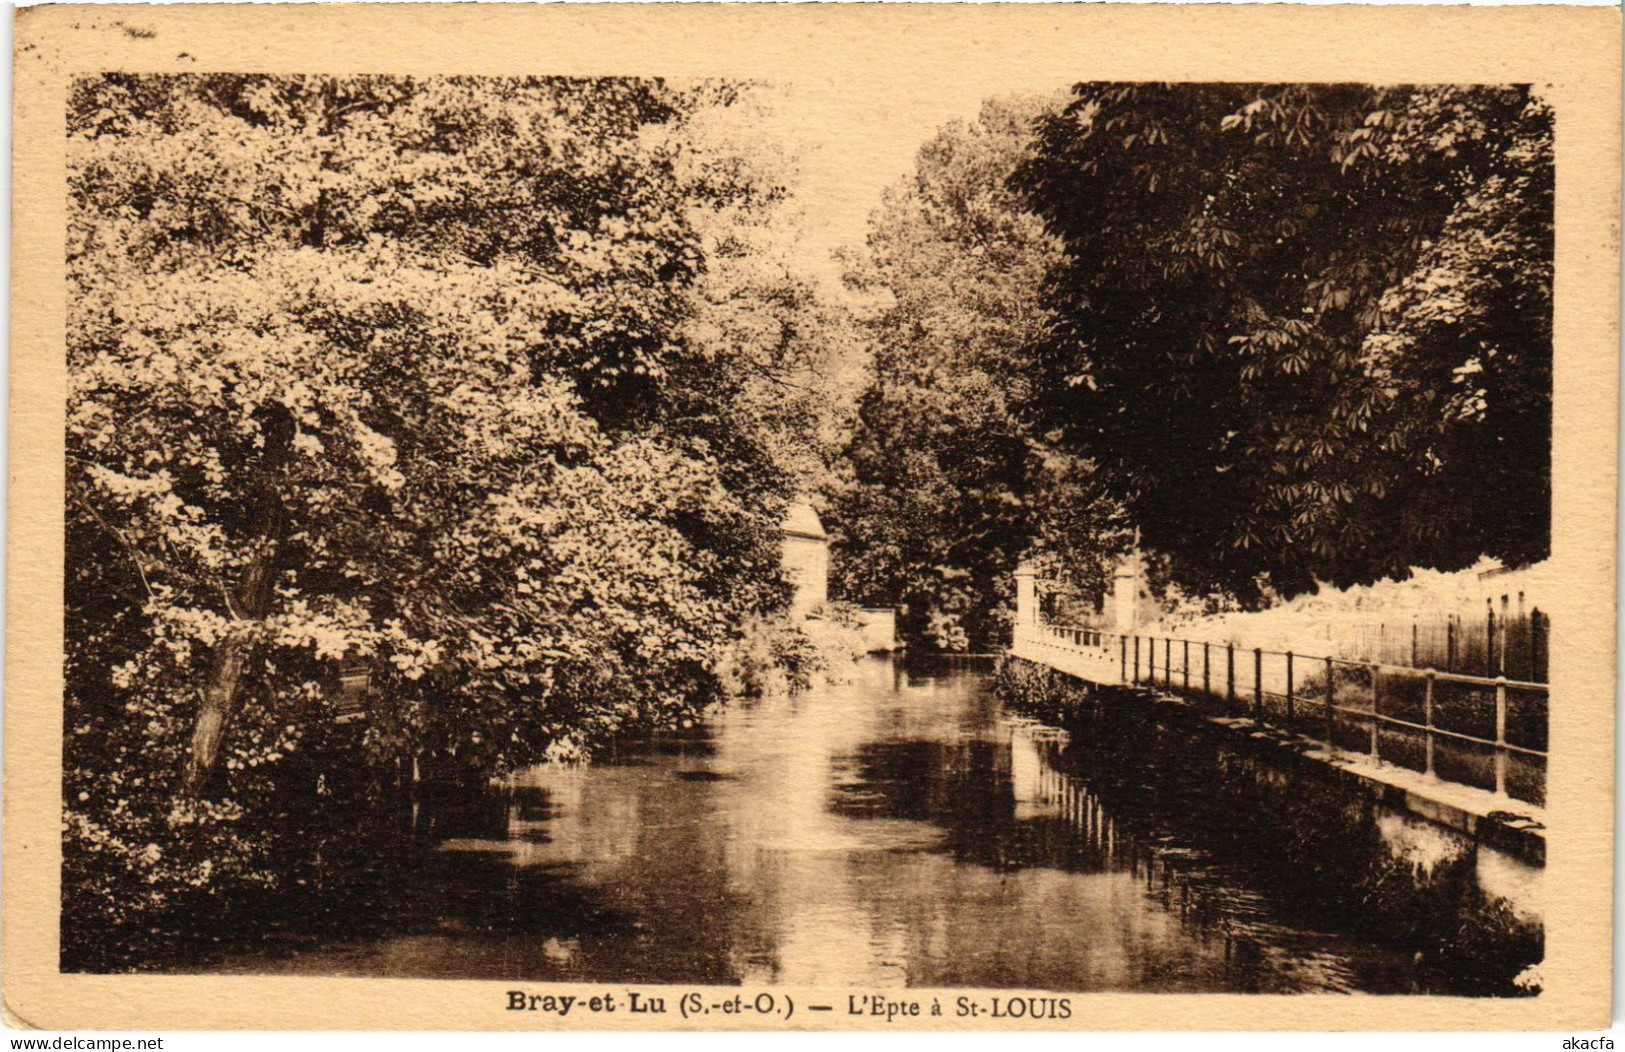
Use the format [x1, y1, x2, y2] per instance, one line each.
[187, 625, 256, 790]
[184, 405, 293, 794]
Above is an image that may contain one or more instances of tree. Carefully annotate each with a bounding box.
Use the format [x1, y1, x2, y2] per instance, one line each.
[1014, 84, 1552, 601]
[64, 74, 811, 966]
[829, 97, 1125, 651]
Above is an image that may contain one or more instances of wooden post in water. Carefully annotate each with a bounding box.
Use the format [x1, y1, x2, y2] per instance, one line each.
[1133, 636, 1141, 684]
[1120, 634, 1128, 684]
[1203, 642, 1211, 697]
[1446, 616, 1456, 673]
[1164, 638, 1172, 687]
[1183, 640, 1191, 691]
[1494, 675, 1509, 796]
[1226, 644, 1236, 710]
[1423, 670, 1436, 779]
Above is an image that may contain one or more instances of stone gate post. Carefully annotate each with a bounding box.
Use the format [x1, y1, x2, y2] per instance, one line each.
[1014, 561, 1039, 653]
[1112, 549, 1145, 632]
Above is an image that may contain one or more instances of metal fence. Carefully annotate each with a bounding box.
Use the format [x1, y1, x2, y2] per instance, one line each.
[1025, 623, 1547, 807]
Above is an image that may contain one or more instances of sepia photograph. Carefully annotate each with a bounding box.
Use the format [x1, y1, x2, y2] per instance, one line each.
[6, 2, 1620, 1034]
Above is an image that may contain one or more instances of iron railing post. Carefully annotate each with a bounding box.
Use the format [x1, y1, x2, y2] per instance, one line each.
[1286, 651, 1295, 723]
[1494, 675, 1509, 796]
[1253, 648, 1263, 717]
[1369, 664, 1381, 762]
[1324, 656, 1335, 750]
[1423, 669, 1436, 779]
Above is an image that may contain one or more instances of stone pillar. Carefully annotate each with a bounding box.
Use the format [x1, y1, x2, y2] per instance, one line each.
[1014, 560, 1039, 628]
[1112, 550, 1144, 632]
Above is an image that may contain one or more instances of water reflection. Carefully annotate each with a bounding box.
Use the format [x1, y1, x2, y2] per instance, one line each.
[196, 657, 1540, 994]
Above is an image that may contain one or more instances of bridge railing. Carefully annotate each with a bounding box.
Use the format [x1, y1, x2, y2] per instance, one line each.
[1021, 622, 1547, 808]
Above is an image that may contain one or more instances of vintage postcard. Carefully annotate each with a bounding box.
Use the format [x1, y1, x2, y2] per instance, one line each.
[6, 2, 1620, 1033]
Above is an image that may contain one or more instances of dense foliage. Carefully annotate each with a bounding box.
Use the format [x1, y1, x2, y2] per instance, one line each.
[64, 74, 825, 967]
[829, 97, 1126, 652]
[1015, 84, 1552, 600]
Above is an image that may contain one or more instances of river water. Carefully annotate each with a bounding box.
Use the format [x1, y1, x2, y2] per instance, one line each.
[199, 657, 1542, 994]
